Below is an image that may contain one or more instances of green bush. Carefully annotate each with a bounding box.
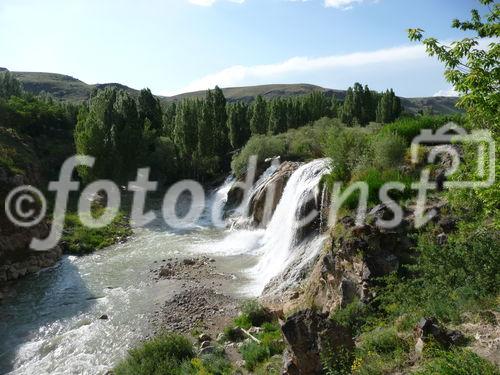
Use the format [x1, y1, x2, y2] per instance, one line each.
[379, 223, 499, 323]
[237, 299, 272, 328]
[222, 325, 244, 342]
[348, 327, 410, 375]
[114, 334, 194, 375]
[321, 344, 355, 375]
[379, 115, 461, 144]
[325, 126, 371, 182]
[238, 320, 285, 371]
[231, 135, 287, 177]
[415, 348, 499, 375]
[370, 132, 406, 170]
[184, 347, 233, 375]
[330, 299, 368, 335]
[231, 117, 336, 177]
[240, 341, 270, 371]
[358, 327, 409, 355]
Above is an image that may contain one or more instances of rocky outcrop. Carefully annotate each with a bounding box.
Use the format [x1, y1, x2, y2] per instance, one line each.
[248, 161, 301, 226]
[224, 160, 301, 226]
[0, 157, 62, 284]
[281, 309, 354, 375]
[281, 200, 453, 316]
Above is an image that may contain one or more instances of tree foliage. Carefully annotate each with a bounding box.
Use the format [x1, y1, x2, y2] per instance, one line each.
[408, 0, 499, 129]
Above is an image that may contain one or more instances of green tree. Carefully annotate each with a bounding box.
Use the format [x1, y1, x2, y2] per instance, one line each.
[352, 82, 364, 125]
[250, 95, 269, 135]
[341, 87, 355, 125]
[212, 86, 229, 162]
[112, 91, 143, 181]
[162, 101, 177, 138]
[0, 71, 22, 99]
[330, 95, 341, 118]
[198, 90, 215, 158]
[408, 0, 499, 129]
[174, 98, 199, 162]
[268, 98, 288, 135]
[227, 102, 250, 149]
[75, 88, 117, 182]
[138, 88, 163, 132]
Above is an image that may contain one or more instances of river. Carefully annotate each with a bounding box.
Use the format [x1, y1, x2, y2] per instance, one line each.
[0, 159, 331, 374]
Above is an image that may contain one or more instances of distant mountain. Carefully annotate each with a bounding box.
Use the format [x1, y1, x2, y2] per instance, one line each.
[4, 69, 461, 115]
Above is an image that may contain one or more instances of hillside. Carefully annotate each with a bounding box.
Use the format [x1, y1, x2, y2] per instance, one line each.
[10, 70, 140, 102]
[3, 68, 461, 115]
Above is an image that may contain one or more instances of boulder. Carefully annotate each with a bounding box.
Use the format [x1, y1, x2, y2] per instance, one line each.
[414, 317, 465, 354]
[281, 309, 354, 375]
[248, 161, 301, 226]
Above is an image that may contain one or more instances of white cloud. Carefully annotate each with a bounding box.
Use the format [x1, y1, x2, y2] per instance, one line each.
[433, 88, 459, 97]
[324, 0, 377, 9]
[188, 0, 244, 6]
[164, 44, 427, 95]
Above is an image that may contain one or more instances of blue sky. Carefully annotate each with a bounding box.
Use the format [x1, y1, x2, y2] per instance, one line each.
[0, 0, 484, 97]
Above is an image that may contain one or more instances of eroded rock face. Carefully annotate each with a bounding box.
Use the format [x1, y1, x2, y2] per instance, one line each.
[0, 164, 62, 284]
[223, 160, 301, 226]
[281, 309, 354, 375]
[248, 161, 301, 227]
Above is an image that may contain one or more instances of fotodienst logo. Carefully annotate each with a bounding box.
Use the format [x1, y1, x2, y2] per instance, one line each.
[3, 123, 496, 251]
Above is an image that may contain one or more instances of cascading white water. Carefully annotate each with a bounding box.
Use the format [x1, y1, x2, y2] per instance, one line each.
[248, 158, 331, 294]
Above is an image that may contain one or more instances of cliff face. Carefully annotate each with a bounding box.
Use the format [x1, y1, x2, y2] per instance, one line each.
[0, 131, 62, 285]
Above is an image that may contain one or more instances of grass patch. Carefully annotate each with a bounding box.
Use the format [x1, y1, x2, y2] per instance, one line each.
[114, 334, 194, 375]
[415, 348, 499, 375]
[239, 321, 285, 371]
[62, 210, 131, 255]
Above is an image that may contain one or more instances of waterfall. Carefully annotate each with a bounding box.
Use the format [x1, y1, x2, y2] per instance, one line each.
[319, 183, 328, 232]
[248, 158, 331, 295]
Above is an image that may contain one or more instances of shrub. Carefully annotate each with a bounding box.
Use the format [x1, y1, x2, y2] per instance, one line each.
[358, 327, 409, 355]
[114, 334, 194, 375]
[349, 327, 410, 375]
[231, 117, 337, 177]
[240, 341, 270, 371]
[325, 127, 371, 182]
[238, 299, 272, 327]
[330, 299, 368, 335]
[238, 320, 285, 371]
[370, 133, 406, 170]
[379, 115, 461, 144]
[378, 223, 499, 323]
[188, 347, 233, 375]
[231, 135, 286, 177]
[321, 344, 355, 375]
[222, 325, 245, 342]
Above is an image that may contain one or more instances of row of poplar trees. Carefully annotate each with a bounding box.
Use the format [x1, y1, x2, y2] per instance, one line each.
[75, 83, 402, 184]
[340, 82, 402, 126]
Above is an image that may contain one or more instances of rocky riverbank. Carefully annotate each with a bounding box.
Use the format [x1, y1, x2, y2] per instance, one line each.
[149, 256, 242, 338]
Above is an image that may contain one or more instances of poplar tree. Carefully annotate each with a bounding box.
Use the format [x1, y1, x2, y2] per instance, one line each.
[268, 98, 287, 134]
[138, 88, 163, 132]
[250, 95, 268, 135]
